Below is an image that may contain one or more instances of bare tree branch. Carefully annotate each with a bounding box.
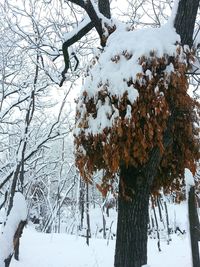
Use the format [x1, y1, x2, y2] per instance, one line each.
[67, 0, 85, 9]
[60, 20, 94, 87]
[60, 0, 111, 86]
[68, 0, 103, 38]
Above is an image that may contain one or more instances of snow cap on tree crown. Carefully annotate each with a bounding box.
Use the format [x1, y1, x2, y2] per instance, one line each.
[74, 20, 200, 195]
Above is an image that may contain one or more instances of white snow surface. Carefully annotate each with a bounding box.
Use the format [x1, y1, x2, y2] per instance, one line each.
[76, 21, 181, 136]
[185, 168, 195, 188]
[8, 200, 200, 267]
[9, 225, 194, 267]
[0, 192, 27, 264]
[85, 22, 180, 98]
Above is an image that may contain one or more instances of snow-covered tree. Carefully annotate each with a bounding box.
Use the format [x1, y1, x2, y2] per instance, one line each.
[0, 0, 199, 266]
[71, 0, 200, 266]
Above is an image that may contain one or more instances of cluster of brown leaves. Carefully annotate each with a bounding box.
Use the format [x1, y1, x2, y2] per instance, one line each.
[74, 46, 200, 196]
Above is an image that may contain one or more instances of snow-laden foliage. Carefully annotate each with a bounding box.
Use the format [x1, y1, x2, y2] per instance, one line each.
[75, 23, 180, 136]
[0, 193, 27, 264]
[74, 22, 200, 195]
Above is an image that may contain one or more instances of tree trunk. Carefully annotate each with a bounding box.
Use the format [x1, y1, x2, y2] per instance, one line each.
[164, 200, 171, 244]
[98, 0, 111, 19]
[86, 183, 91, 245]
[102, 212, 106, 239]
[174, 0, 199, 47]
[4, 256, 12, 267]
[151, 196, 161, 251]
[114, 166, 150, 267]
[4, 220, 26, 267]
[14, 220, 26, 261]
[188, 186, 200, 267]
[79, 179, 85, 230]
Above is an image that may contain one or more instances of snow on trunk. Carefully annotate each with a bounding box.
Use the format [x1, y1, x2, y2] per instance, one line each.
[185, 168, 195, 196]
[0, 192, 27, 265]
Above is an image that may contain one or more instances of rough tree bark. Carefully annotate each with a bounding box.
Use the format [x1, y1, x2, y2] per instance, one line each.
[174, 0, 199, 47]
[98, 0, 111, 19]
[114, 125, 173, 267]
[115, 167, 150, 267]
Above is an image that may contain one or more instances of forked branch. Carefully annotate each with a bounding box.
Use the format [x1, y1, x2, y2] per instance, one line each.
[60, 0, 111, 86]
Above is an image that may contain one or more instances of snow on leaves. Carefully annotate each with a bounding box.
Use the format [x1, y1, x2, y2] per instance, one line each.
[74, 23, 200, 196]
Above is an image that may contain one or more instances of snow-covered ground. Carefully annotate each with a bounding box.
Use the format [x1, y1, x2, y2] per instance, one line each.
[10, 226, 192, 267]
[8, 198, 200, 267]
[6, 193, 200, 267]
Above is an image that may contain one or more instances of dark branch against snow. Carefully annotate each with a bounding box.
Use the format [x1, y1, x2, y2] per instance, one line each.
[60, 0, 111, 86]
[60, 19, 94, 87]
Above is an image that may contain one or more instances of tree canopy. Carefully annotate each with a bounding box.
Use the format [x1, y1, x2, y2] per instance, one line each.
[74, 1, 200, 196]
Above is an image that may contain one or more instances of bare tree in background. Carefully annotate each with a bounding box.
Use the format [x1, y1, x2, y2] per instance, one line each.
[0, 1, 77, 265]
